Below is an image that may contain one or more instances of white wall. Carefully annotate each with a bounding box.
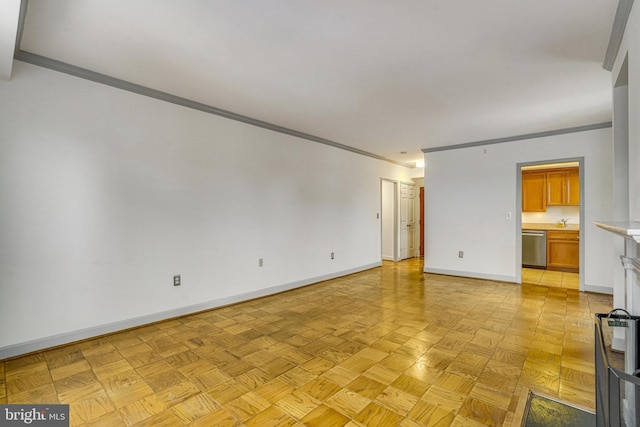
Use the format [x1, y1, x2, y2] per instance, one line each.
[0, 61, 412, 358]
[423, 127, 615, 291]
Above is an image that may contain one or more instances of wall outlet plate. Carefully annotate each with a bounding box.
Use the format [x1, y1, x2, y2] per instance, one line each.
[173, 275, 181, 286]
[458, 251, 464, 258]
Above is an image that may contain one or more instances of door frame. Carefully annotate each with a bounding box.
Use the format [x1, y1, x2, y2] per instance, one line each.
[380, 178, 398, 261]
[516, 157, 585, 290]
[420, 186, 425, 257]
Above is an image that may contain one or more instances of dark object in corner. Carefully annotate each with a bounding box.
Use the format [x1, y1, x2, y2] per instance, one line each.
[523, 393, 595, 427]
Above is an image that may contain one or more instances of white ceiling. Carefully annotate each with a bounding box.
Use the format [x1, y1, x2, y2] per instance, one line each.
[16, 0, 617, 165]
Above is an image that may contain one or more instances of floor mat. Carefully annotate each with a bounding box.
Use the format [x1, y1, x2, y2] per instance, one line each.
[523, 392, 595, 427]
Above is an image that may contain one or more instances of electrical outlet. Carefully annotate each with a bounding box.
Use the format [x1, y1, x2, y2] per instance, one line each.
[258, 258, 263, 267]
[173, 275, 181, 286]
[331, 252, 334, 260]
[458, 251, 464, 258]
[505, 211, 512, 219]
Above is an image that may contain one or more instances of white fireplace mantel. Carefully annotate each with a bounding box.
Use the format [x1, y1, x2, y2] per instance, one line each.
[594, 221, 640, 243]
[621, 255, 640, 276]
[595, 222, 640, 306]
[595, 221, 640, 277]
[596, 221, 640, 426]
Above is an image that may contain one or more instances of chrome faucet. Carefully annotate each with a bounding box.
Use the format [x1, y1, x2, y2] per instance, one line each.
[560, 218, 569, 228]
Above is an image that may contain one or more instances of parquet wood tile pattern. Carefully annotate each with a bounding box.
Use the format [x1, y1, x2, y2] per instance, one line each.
[1, 259, 612, 426]
[522, 268, 579, 289]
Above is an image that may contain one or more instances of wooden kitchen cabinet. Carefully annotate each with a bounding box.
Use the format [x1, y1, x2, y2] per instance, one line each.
[547, 167, 579, 206]
[566, 168, 580, 205]
[522, 171, 546, 212]
[547, 230, 579, 272]
[522, 166, 579, 211]
[546, 170, 566, 205]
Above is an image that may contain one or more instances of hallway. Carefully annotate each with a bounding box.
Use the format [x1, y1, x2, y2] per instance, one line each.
[1, 259, 612, 426]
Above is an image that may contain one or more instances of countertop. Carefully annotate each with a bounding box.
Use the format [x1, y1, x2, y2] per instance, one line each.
[522, 223, 580, 231]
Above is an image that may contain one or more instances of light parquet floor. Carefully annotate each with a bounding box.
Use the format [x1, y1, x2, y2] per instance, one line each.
[522, 268, 579, 290]
[0, 259, 612, 426]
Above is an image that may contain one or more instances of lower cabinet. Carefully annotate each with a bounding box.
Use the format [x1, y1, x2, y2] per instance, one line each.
[547, 230, 579, 272]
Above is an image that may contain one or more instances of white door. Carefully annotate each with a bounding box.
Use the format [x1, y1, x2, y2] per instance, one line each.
[400, 183, 416, 259]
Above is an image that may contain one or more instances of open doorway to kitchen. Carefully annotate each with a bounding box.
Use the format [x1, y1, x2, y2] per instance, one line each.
[518, 159, 584, 290]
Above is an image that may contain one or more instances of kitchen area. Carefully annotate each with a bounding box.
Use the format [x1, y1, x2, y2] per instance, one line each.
[521, 162, 580, 289]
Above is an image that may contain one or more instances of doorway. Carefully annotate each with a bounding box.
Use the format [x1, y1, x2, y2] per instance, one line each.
[518, 159, 584, 290]
[399, 182, 417, 260]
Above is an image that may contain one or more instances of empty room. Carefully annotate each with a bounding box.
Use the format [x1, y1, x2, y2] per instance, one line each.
[1, 1, 639, 426]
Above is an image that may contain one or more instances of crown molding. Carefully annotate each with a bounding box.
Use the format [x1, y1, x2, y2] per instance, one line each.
[12, 0, 409, 168]
[603, 0, 634, 71]
[422, 122, 612, 154]
[15, 50, 411, 168]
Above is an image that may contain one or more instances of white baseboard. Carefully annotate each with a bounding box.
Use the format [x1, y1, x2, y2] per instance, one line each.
[584, 284, 614, 294]
[612, 336, 626, 352]
[423, 267, 516, 283]
[0, 262, 381, 360]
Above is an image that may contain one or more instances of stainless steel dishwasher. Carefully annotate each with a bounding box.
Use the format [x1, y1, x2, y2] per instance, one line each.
[522, 229, 546, 268]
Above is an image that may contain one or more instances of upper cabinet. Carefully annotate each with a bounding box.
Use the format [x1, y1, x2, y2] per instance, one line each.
[546, 170, 566, 205]
[522, 167, 579, 212]
[566, 168, 580, 205]
[547, 167, 580, 206]
[522, 171, 546, 212]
